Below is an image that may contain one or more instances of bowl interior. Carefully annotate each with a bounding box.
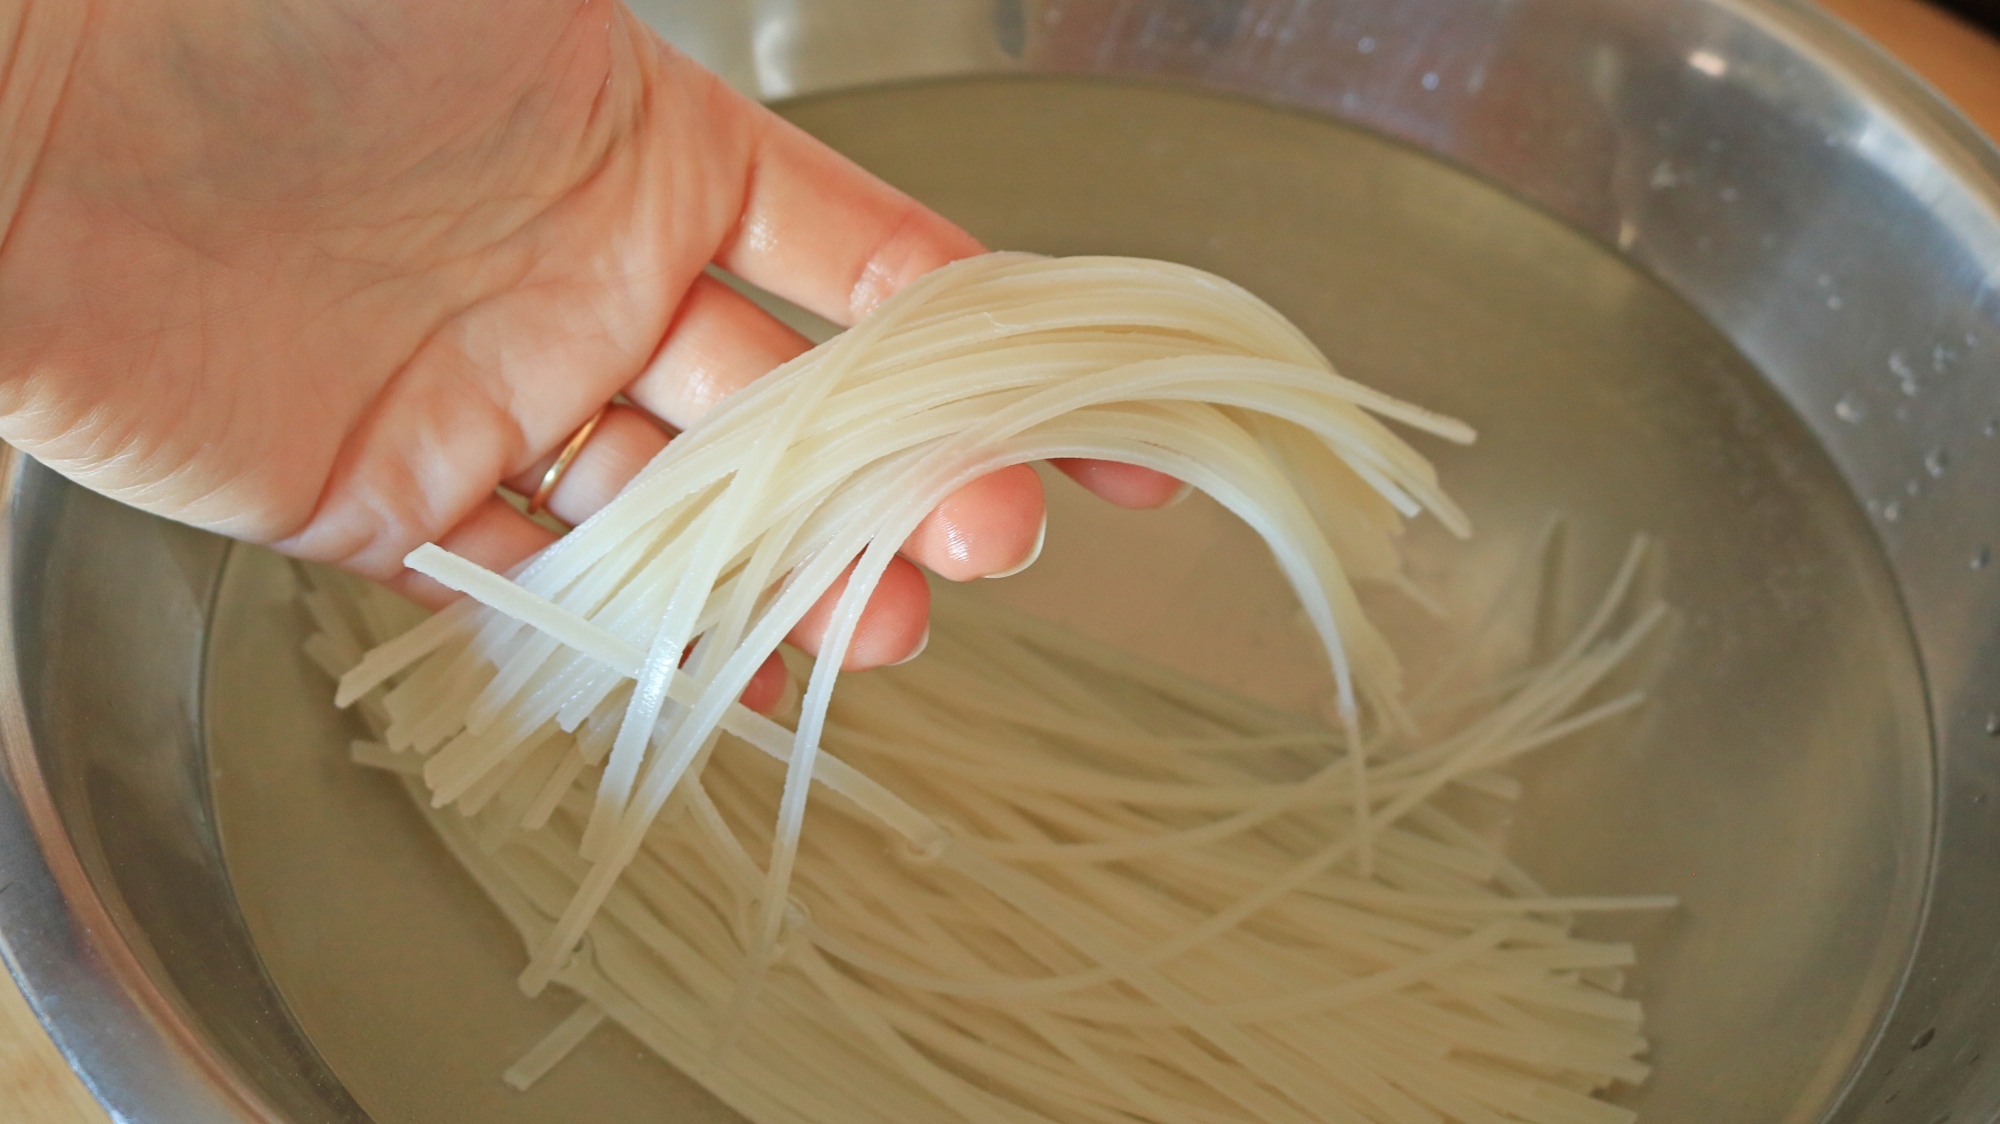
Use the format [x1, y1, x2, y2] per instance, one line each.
[205, 75, 1930, 1124]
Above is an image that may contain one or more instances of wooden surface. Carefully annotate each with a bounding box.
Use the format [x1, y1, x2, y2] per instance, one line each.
[0, 2, 1995, 1121]
[1821, 0, 2000, 139]
[0, 975, 104, 1122]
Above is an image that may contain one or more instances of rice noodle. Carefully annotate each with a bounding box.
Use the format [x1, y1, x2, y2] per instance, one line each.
[310, 253, 1671, 1122]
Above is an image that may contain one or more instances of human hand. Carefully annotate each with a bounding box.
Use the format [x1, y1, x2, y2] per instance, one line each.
[0, 0, 1180, 706]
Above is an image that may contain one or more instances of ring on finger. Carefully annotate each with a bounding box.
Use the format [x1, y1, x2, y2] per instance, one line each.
[529, 405, 609, 517]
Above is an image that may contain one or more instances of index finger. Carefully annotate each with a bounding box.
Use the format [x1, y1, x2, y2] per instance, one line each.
[713, 99, 984, 325]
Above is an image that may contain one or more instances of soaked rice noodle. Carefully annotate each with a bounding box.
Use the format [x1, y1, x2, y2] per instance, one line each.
[314, 253, 1670, 1123]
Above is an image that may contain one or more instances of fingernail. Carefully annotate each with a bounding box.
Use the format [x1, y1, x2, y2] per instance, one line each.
[890, 625, 930, 666]
[1162, 481, 1197, 507]
[984, 512, 1048, 580]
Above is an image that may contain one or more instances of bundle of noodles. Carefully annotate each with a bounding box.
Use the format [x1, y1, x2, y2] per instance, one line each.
[314, 253, 1673, 1122]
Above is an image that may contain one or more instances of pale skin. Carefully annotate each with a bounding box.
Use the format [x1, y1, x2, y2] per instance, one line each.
[0, 0, 1182, 709]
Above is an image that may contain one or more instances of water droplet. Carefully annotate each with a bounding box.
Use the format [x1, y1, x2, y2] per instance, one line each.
[1421, 72, 1440, 91]
[1357, 36, 1376, 53]
[1934, 344, 1957, 372]
[1816, 273, 1834, 288]
[1926, 448, 1950, 477]
[1975, 546, 1993, 571]
[1985, 417, 1998, 438]
[1906, 478, 1923, 497]
[1827, 295, 1844, 310]
[1720, 186, 1740, 202]
[1988, 712, 2000, 737]
[1650, 161, 1678, 190]
[1835, 394, 1866, 424]
[1883, 500, 1903, 522]
[1890, 351, 1919, 395]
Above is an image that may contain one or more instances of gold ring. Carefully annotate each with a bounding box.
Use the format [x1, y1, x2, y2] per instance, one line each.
[528, 406, 608, 516]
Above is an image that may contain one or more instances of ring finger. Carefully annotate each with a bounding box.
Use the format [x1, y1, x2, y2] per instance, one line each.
[503, 404, 674, 527]
[498, 400, 932, 677]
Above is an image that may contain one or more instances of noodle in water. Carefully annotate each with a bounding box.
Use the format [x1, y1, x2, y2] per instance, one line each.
[311, 253, 1670, 1123]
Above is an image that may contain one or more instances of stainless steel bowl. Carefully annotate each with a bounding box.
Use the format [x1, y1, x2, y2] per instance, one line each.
[4, 1, 1998, 1122]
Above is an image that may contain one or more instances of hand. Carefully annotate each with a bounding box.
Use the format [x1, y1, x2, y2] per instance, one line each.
[0, 0, 1181, 707]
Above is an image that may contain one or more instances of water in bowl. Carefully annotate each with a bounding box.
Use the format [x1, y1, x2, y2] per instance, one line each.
[205, 75, 1931, 1124]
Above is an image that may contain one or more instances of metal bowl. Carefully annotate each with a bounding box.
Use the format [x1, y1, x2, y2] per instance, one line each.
[3, 1, 1998, 1122]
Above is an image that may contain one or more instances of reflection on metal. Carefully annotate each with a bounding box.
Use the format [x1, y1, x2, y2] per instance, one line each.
[752, 2, 803, 97]
[0, 467, 366, 1123]
[1689, 48, 1729, 77]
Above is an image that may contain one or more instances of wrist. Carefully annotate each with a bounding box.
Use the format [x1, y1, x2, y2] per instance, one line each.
[0, 0, 87, 251]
